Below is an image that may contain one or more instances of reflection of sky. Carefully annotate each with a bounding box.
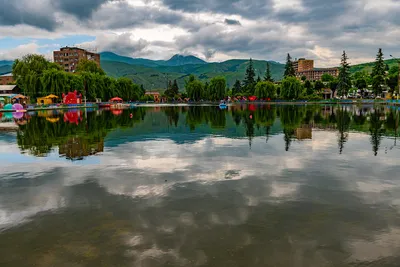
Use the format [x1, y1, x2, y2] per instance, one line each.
[1, 123, 400, 265]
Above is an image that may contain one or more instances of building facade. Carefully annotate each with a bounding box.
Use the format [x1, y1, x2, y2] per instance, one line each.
[0, 73, 15, 85]
[53, 47, 100, 73]
[293, 58, 338, 81]
[296, 68, 339, 81]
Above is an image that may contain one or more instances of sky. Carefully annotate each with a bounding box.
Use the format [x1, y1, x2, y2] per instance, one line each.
[0, 0, 400, 67]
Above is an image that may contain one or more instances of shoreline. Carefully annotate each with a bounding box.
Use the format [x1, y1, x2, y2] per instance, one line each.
[0, 100, 397, 112]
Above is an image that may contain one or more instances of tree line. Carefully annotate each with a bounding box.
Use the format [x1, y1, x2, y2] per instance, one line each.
[12, 54, 146, 102]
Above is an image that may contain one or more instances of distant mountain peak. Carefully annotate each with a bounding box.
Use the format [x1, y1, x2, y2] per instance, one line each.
[166, 54, 207, 66]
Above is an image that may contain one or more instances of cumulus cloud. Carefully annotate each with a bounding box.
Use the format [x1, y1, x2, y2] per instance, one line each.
[79, 33, 150, 56]
[1, 0, 400, 65]
[0, 43, 41, 60]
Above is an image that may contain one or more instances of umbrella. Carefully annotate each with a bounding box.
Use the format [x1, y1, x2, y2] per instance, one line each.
[12, 103, 24, 111]
[12, 94, 27, 99]
[46, 94, 58, 99]
[110, 97, 123, 102]
[0, 97, 5, 101]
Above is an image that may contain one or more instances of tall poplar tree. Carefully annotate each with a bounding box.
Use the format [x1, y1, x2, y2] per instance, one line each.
[264, 62, 274, 82]
[337, 51, 351, 97]
[243, 58, 256, 94]
[372, 48, 385, 77]
[284, 53, 295, 78]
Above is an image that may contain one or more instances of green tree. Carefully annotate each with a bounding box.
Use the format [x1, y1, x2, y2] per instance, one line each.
[284, 53, 295, 78]
[232, 79, 242, 95]
[209, 76, 226, 101]
[264, 62, 273, 82]
[304, 80, 313, 95]
[280, 77, 303, 99]
[371, 48, 386, 78]
[185, 75, 204, 101]
[301, 75, 307, 81]
[372, 75, 385, 96]
[355, 78, 367, 90]
[12, 54, 60, 98]
[337, 51, 351, 97]
[41, 69, 69, 97]
[76, 59, 105, 75]
[243, 58, 256, 94]
[330, 78, 339, 97]
[254, 81, 276, 99]
[321, 73, 334, 82]
[314, 80, 324, 91]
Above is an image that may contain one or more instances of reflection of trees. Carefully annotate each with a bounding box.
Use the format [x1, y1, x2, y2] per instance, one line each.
[369, 108, 386, 156]
[336, 107, 351, 154]
[280, 105, 306, 151]
[17, 109, 146, 158]
[385, 110, 399, 148]
[185, 106, 226, 130]
[164, 107, 180, 127]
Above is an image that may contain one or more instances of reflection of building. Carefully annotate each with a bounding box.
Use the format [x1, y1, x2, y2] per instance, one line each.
[293, 58, 339, 81]
[0, 73, 14, 85]
[295, 126, 312, 140]
[53, 47, 100, 73]
[59, 137, 104, 160]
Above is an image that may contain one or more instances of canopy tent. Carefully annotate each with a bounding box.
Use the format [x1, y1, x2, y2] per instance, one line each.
[110, 97, 123, 102]
[12, 94, 27, 99]
[46, 94, 59, 99]
[0, 97, 5, 101]
[37, 94, 59, 105]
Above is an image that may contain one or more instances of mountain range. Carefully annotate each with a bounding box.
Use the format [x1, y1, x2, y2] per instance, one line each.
[100, 52, 285, 90]
[1, 53, 398, 90]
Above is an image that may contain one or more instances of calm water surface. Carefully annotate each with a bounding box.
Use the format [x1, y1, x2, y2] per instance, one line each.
[1, 104, 400, 267]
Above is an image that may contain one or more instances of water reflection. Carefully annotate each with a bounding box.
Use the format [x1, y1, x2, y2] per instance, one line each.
[0, 104, 400, 266]
[1, 105, 399, 158]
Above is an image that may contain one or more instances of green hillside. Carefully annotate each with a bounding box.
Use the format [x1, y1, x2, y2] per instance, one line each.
[350, 58, 398, 73]
[0, 65, 12, 75]
[101, 59, 285, 91]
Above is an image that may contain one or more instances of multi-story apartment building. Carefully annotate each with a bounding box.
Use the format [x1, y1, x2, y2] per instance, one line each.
[53, 47, 100, 73]
[0, 73, 14, 85]
[296, 68, 339, 81]
[293, 58, 339, 81]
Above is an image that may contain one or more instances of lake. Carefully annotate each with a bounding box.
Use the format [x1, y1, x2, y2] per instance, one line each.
[1, 104, 400, 267]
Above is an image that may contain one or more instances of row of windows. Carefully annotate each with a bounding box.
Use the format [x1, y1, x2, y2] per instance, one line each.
[54, 58, 79, 63]
[55, 52, 79, 57]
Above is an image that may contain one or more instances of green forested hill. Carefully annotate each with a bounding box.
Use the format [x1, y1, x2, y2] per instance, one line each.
[101, 59, 285, 90]
[0, 65, 12, 75]
[349, 59, 398, 73]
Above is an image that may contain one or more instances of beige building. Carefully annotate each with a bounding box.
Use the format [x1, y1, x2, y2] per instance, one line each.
[53, 47, 100, 73]
[294, 58, 339, 81]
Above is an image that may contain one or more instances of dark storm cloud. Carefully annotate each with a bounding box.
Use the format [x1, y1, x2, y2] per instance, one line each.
[161, 0, 275, 18]
[0, 1, 57, 31]
[52, 0, 113, 20]
[90, 1, 190, 29]
[225, 19, 241, 26]
[95, 33, 150, 56]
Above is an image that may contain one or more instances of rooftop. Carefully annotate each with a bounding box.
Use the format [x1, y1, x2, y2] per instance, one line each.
[0, 85, 17, 91]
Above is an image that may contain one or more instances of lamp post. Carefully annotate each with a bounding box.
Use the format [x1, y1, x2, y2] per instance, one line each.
[390, 55, 400, 100]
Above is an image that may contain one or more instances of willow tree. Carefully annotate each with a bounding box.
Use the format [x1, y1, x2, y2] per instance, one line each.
[254, 81, 276, 99]
[280, 77, 303, 99]
[12, 54, 60, 98]
[185, 75, 204, 101]
[208, 76, 226, 101]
